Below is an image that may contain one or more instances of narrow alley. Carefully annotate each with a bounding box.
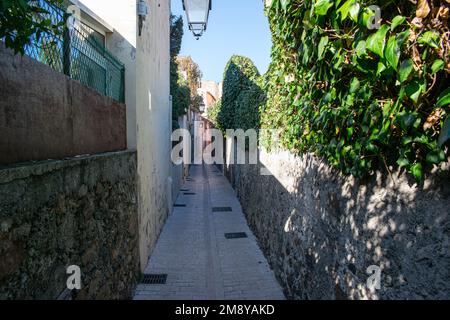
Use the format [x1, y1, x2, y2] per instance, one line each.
[1, 0, 449, 306]
[133, 165, 285, 300]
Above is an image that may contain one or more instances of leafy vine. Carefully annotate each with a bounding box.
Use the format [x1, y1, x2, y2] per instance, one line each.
[261, 0, 450, 180]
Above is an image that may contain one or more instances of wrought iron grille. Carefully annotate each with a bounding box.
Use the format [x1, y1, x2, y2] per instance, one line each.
[23, 0, 125, 103]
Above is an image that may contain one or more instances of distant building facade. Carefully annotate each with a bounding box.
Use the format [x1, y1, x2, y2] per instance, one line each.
[198, 80, 222, 115]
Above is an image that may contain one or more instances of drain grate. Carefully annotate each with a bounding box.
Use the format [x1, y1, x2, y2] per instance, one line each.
[213, 207, 232, 212]
[142, 274, 167, 285]
[184, 192, 196, 195]
[174, 204, 186, 207]
[225, 232, 248, 239]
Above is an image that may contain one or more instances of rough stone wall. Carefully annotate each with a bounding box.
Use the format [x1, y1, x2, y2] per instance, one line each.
[0, 151, 140, 299]
[230, 150, 450, 300]
[0, 44, 127, 166]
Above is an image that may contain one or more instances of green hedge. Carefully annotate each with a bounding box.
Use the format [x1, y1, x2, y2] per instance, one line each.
[261, 0, 449, 180]
[218, 55, 264, 132]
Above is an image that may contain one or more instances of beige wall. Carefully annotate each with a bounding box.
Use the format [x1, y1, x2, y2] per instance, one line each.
[199, 80, 222, 116]
[136, 0, 172, 271]
[201, 80, 222, 101]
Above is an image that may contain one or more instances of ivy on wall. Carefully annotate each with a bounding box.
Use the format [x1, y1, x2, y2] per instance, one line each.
[260, 0, 450, 180]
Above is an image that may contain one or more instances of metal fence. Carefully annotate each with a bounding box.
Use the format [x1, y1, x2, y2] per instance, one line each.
[24, 0, 125, 103]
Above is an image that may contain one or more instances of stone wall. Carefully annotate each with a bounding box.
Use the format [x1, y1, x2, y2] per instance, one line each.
[0, 151, 140, 299]
[228, 150, 450, 300]
[0, 44, 127, 166]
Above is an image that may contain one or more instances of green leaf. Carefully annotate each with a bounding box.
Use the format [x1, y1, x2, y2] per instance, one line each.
[301, 41, 311, 65]
[418, 31, 440, 49]
[366, 25, 390, 58]
[280, 0, 290, 11]
[391, 16, 405, 31]
[332, 49, 345, 70]
[439, 116, 450, 147]
[436, 88, 450, 108]
[355, 40, 366, 57]
[402, 136, 413, 145]
[405, 80, 424, 103]
[399, 59, 413, 83]
[318, 36, 329, 60]
[414, 135, 431, 146]
[366, 143, 378, 153]
[397, 158, 410, 168]
[396, 30, 410, 46]
[349, 2, 360, 22]
[410, 163, 423, 182]
[385, 36, 400, 70]
[314, 0, 333, 16]
[337, 0, 355, 21]
[347, 127, 354, 139]
[426, 150, 446, 164]
[377, 61, 386, 76]
[431, 59, 444, 74]
[396, 111, 419, 131]
[349, 77, 360, 93]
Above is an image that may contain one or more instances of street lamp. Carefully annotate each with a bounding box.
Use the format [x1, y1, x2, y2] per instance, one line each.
[182, 0, 212, 40]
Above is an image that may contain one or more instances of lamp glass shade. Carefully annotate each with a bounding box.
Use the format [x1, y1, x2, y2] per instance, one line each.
[183, 0, 211, 36]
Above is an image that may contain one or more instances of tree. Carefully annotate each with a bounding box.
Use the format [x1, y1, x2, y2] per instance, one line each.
[218, 55, 262, 131]
[170, 14, 190, 129]
[177, 55, 203, 112]
[0, 0, 65, 54]
[170, 14, 183, 57]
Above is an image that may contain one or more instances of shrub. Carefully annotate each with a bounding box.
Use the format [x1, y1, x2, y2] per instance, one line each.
[218, 55, 263, 132]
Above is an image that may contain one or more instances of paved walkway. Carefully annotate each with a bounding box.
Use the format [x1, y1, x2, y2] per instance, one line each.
[133, 165, 285, 300]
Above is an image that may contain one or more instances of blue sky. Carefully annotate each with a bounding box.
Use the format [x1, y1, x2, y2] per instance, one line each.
[171, 0, 272, 83]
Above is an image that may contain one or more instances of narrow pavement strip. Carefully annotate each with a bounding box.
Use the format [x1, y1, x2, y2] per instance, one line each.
[133, 165, 285, 300]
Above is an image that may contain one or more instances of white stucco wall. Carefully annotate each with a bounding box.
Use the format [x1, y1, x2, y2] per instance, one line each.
[136, 0, 172, 271]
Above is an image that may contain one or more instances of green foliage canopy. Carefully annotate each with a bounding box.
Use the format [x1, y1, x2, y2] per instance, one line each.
[0, 0, 65, 54]
[170, 15, 190, 128]
[177, 55, 203, 112]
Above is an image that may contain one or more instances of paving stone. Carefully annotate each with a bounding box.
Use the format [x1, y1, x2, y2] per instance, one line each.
[133, 165, 285, 300]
